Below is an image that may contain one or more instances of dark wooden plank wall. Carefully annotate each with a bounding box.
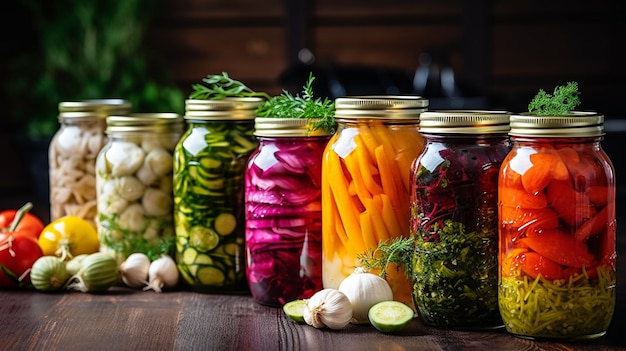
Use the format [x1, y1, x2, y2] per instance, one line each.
[147, 0, 623, 117]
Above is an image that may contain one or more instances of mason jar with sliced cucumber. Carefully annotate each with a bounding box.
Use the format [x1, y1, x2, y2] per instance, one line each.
[174, 97, 263, 293]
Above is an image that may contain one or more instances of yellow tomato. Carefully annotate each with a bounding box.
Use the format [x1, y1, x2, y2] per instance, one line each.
[39, 215, 100, 260]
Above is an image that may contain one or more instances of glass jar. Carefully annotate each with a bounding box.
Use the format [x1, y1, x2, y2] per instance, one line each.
[321, 95, 428, 308]
[245, 118, 331, 306]
[49, 99, 131, 227]
[410, 110, 511, 329]
[95, 113, 184, 264]
[174, 98, 263, 293]
[498, 112, 616, 340]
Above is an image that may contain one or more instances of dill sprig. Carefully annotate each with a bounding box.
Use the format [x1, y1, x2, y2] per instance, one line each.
[256, 72, 336, 134]
[189, 72, 271, 100]
[528, 81, 581, 116]
[357, 236, 414, 280]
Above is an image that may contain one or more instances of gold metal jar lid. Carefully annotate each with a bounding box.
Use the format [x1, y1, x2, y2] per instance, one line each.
[58, 99, 132, 119]
[419, 110, 511, 134]
[253, 117, 331, 137]
[184, 97, 265, 121]
[509, 111, 604, 137]
[105, 113, 184, 134]
[334, 95, 428, 119]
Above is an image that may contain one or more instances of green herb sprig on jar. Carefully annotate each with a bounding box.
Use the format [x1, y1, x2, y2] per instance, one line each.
[527, 81, 580, 115]
[256, 72, 336, 134]
[189, 72, 271, 100]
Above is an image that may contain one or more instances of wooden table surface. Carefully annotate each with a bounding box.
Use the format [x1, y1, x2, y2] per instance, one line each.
[1, 197, 625, 351]
[0, 285, 624, 351]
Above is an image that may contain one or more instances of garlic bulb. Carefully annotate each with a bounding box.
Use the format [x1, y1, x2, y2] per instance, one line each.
[338, 267, 393, 324]
[120, 253, 151, 288]
[143, 254, 179, 293]
[303, 289, 352, 329]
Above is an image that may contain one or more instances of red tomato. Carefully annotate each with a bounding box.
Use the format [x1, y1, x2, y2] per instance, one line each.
[0, 233, 44, 288]
[0, 203, 45, 240]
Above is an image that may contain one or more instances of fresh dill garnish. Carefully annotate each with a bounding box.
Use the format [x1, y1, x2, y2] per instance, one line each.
[357, 236, 414, 280]
[256, 72, 336, 134]
[189, 72, 271, 100]
[527, 81, 581, 116]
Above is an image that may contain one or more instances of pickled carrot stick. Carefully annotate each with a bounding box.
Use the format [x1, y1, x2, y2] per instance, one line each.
[326, 150, 365, 254]
[363, 196, 390, 244]
[357, 124, 381, 161]
[381, 193, 404, 237]
[375, 144, 401, 208]
[370, 124, 397, 160]
[343, 153, 372, 202]
[396, 152, 415, 192]
[360, 212, 379, 252]
[355, 144, 384, 196]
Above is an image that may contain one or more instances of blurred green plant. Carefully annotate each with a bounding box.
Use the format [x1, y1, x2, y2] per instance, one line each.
[5, 0, 185, 140]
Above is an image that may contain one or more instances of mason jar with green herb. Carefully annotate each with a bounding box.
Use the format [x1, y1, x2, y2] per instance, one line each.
[96, 113, 183, 264]
[498, 83, 616, 340]
[174, 97, 263, 293]
[410, 110, 511, 329]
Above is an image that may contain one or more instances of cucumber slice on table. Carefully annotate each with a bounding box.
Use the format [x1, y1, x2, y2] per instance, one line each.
[368, 301, 414, 333]
[283, 299, 307, 323]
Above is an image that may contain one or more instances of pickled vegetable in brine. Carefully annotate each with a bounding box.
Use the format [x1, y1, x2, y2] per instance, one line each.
[245, 136, 328, 306]
[322, 119, 424, 307]
[499, 140, 616, 340]
[174, 120, 257, 293]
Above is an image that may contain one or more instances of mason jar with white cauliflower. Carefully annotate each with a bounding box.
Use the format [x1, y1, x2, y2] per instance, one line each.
[95, 113, 184, 264]
[49, 99, 131, 226]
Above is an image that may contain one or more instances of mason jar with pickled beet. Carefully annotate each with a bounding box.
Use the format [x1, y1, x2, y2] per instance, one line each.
[245, 118, 331, 306]
[174, 98, 263, 293]
[498, 112, 616, 340]
[49, 99, 131, 227]
[96, 113, 184, 264]
[321, 95, 428, 308]
[410, 110, 511, 329]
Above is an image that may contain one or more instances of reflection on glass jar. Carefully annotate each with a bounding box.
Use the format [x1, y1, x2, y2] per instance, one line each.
[410, 110, 511, 329]
[245, 117, 330, 306]
[498, 112, 616, 340]
[174, 98, 262, 293]
[96, 113, 183, 264]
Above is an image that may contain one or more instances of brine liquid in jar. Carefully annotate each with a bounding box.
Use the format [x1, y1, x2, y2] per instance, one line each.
[321, 95, 428, 309]
[498, 112, 616, 340]
[95, 113, 184, 264]
[49, 99, 131, 227]
[174, 98, 263, 293]
[245, 118, 331, 306]
[410, 110, 511, 329]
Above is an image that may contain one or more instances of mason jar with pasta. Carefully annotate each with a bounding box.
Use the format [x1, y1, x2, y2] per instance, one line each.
[49, 99, 131, 227]
[321, 95, 428, 308]
[95, 113, 184, 264]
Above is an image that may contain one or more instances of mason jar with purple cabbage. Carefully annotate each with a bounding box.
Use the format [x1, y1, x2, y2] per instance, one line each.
[245, 117, 331, 306]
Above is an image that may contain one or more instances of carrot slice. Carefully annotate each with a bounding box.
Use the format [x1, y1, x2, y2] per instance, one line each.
[499, 186, 548, 209]
[519, 252, 564, 280]
[521, 152, 555, 194]
[521, 229, 594, 268]
[546, 180, 594, 227]
[586, 185, 612, 206]
[575, 205, 610, 241]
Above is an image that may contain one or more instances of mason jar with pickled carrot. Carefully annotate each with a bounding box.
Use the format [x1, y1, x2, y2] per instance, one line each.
[498, 111, 616, 340]
[321, 95, 428, 308]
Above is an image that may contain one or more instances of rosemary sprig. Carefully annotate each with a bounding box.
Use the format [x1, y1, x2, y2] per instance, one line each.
[527, 81, 581, 116]
[256, 72, 336, 134]
[189, 72, 271, 100]
[357, 236, 414, 280]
